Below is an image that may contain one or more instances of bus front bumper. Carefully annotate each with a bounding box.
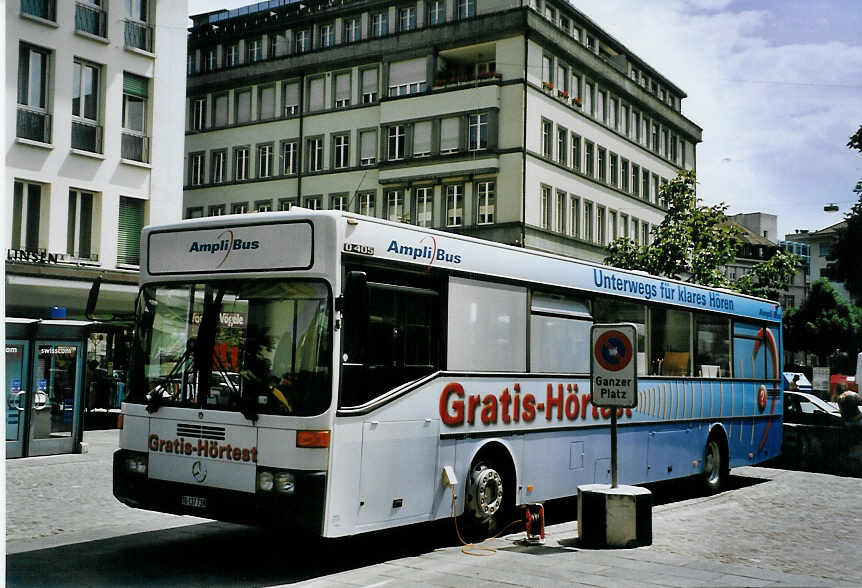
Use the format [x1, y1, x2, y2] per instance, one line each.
[113, 449, 326, 533]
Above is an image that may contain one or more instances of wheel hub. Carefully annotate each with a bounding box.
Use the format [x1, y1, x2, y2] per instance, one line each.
[468, 465, 503, 519]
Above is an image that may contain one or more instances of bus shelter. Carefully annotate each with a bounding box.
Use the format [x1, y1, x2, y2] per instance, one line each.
[6, 319, 92, 458]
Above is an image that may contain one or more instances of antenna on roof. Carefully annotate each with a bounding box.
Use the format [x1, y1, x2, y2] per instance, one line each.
[824, 203, 839, 212]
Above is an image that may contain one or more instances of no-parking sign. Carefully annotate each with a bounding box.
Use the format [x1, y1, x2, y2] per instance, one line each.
[590, 323, 638, 408]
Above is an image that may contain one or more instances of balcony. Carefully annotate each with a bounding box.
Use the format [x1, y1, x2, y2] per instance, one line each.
[121, 132, 149, 162]
[71, 120, 102, 153]
[16, 107, 51, 143]
[124, 19, 153, 52]
[21, 0, 56, 21]
[75, 2, 107, 38]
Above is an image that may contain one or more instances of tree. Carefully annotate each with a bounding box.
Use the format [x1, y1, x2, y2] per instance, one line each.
[783, 279, 861, 368]
[827, 125, 862, 304]
[604, 170, 798, 300]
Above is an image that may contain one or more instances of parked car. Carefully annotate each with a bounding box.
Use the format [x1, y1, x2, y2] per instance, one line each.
[783, 390, 853, 469]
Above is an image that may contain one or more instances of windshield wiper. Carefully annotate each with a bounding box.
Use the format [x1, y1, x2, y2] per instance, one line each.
[147, 338, 196, 413]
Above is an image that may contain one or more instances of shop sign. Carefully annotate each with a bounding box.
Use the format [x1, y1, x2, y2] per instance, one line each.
[7, 249, 65, 264]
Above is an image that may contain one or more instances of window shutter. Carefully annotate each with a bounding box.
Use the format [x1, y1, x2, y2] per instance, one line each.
[309, 78, 324, 111]
[413, 121, 431, 154]
[259, 86, 275, 119]
[361, 130, 376, 159]
[335, 73, 351, 100]
[214, 94, 228, 126]
[440, 117, 459, 151]
[389, 57, 425, 86]
[362, 68, 378, 94]
[117, 196, 145, 265]
[79, 192, 93, 258]
[123, 73, 148, 98]
[284, 82, 299, 106]
[236, 90, 251, 123]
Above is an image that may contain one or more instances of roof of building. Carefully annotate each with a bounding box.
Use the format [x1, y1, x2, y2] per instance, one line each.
[724, 220, 775, 247]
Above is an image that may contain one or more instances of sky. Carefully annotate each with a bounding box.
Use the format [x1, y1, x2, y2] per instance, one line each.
[188, 0, 862, 239]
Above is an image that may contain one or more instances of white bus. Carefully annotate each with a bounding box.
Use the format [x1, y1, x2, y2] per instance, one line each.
[113, 209, 783, 537]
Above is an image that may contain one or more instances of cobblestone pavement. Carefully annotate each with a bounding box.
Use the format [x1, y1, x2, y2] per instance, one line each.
[7, 430, 862, 586]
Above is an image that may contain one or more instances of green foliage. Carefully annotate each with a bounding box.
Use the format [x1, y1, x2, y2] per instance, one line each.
[849, 124, 862, 153]
[604, 170, 798, 300]
[830, 126, 862, 304]
[783, 279, 862, 364]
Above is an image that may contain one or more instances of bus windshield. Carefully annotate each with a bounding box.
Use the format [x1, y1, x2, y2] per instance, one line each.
[128, 279, 331, 417]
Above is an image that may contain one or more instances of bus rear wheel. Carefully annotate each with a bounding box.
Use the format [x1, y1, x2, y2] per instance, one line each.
[702, 434, 728, 493]
[463, 461, 508, 539]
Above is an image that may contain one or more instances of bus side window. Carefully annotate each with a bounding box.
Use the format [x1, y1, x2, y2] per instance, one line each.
[340, 281, 440, 408]
[529, 291, 591, 374]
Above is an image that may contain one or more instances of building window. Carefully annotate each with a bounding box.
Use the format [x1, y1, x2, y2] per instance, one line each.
[386, 190, 404, 222]
[540, 185, 551, 229]
[213, 93, 228, 127]
[415, 187, 433, 226]
[208, 204, 225, 216]
[652, 123, 659, 153]
[281, 140, 298, 175]
[621, 104, 629, 136]
[307, 137, 324, 172]
[11, 180, 44, 252]
[631, 164, 640, 197]
[414, 121, 432, 157]
[270, 32, 288, 58]
[388, 125, 406, 160]
[571, 133, 580, 172]
[296, 29, 311, 53]
[187, 207, 204, 219]
[308, 77, 325, 112]
[400, 6, 416, 31]
[556, 64, 568, 93]
[597, 147, 606, 182]
[121, 73, 149, 162]
[388, 57, 426, 96]
[555, 190, 566, 233]
[71, 58, 102, 153]
[584, 201, 593, 242]
[557, 127, 567, 166]
[343, 17, 361, 42]
[117, 196, 145, 266]
[278, 198, 296, 212]
[211, 150, 226, 183]
[247, 37, 263, 63]
[446, 185, 463, 227]
[75, 0, 107, 38]
[609, 153, 618, 186]
[633, 110, 641, 142]
[609, 210, 618, 240]
[256, 200, 273, 212]
[428, 0, 444, 25]
[608, 97, 617, 129]
[632, 218, 639, 244]
[232, 202, 249, 214]
[233, 146, 249, 181]
[258, 143, 274, 178]
[259, 85, 275, 120]
[642, 169, 650, 201]
[22, 0, 57, 21]
[283, 81, 300, 116]
[440, 117, 460, 154]
[361, 68, 378, 103]
[334, 134, 350, 169]
[620, 214, 629, 240]
[17, 44, 51, 143]
[190, 97, 206, 130]
[360, 130, 377, 165]
[584, 141, 594, 177]
[584, 82, 592, 115]
[541, 119, 553, 158]
[189, 152, 205, 186]
[371, 12, 387, 37]
[662, 129, 670, 158]
[653, 175, 661, 206]
[235, 88, 251, 123]
[320, 24, 335, 48]
[469, 113, 488, 151]
[597, 90, 606, 122]
[457, 0, 475, 19]
[671, 134, 679, 163]
[642, 222, 649, 245]
[357, 191, 376, 216]
[569, 195, 580, 238]
[334, 72, 351, 108]
[621, 159, 629, 192]
[477, 181, 496, 225]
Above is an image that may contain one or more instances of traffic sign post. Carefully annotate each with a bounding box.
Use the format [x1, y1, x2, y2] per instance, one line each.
[590, 323, 638, 488]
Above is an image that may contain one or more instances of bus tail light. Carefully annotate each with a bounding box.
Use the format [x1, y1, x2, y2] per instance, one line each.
[297, 430, 330, 448]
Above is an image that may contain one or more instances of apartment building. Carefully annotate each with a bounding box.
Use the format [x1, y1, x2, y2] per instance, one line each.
[184, 0, 701, 262]
[5, 0, 186, 456]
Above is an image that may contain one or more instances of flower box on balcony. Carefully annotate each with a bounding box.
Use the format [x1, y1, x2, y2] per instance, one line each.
[541, 81, 554, 91]
[572, 97, 583, 107]
[557, 90, 569, 99]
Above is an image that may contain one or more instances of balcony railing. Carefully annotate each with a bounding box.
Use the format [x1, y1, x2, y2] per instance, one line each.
[16, 107, 51, 143]
[71, 120, 102, 153]
[124, 19, 153, 52]
[121, 132, 149, 162]
[75, 2, 107, 38]
[21, 0, 56, 21]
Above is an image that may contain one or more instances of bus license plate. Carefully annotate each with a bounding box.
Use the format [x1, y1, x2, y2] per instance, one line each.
[181, 495, 207, 509]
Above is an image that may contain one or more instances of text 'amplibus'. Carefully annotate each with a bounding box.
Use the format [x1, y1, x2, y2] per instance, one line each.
[439, 382, 632, 427]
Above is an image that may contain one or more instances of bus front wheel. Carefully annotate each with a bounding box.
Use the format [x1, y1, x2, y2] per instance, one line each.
[702, 434, 728, 493]
[463, 460, 509, 539]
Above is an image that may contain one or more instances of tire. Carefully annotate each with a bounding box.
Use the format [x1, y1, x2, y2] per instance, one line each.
[462, 459, 512, 540]
[702, 434, 728, 494]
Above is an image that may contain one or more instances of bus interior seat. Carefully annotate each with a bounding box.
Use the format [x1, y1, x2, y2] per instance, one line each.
[661, 352, 690, 376]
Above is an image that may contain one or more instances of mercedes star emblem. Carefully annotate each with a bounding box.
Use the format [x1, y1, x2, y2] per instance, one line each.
[192, 460, 207, 483]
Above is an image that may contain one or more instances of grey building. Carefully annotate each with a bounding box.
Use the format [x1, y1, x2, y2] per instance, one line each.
[184, 0, 701, 262]
[785, 221, 850, 303]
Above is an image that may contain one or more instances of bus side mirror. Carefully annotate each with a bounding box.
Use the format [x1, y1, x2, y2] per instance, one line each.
[343, 271, 369, 363]
[85, 275, 103, 320]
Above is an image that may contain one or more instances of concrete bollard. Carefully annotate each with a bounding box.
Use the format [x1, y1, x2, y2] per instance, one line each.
[578, 484, 652, 548]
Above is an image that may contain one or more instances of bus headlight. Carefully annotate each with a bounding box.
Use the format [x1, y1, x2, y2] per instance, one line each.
[274, 472, 295, 494]
[257, 471, 274, 492]
[125, 454, 148, 474]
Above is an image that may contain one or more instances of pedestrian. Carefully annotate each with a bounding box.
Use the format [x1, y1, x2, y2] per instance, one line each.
[789, 374, 800, 391]
[836, 384, 862, 427]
